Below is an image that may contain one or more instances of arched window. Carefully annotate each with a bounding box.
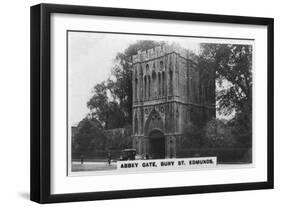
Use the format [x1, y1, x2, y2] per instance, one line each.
[134, 115, 138, 134]
[152, 71, 156, 98]
[169, 70, 173, 95]
[158, 73, 161, 96]
[146, 64, 149, 73]
[146, 64, 150, 99]
[162, 72, 165, 96]
[145, 109, 164, 134]
[141, 109, 144, 132]
[135, 78, 138, 101]
[152, 71, 156, 79]
[160, 61, 164, 70]
[140, 66, 143, 99]
[140, 65, 143, 76]
[144, 76, 147, 99]
[148, 76, 151, 98]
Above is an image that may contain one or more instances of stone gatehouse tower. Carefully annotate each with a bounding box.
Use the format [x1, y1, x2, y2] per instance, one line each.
[131, 44, 215, 159]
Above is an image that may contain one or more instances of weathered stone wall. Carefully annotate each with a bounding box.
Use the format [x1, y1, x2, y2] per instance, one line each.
[131, 44, 215, 158]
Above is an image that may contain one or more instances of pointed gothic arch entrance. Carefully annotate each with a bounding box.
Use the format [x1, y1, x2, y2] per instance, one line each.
[148, 130, 165, 159]
[143, 109, 166, 159]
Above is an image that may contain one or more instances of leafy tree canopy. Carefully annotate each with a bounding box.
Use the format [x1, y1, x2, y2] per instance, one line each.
[87, 40, 164, 129]
[72, 117, 107, 155]
[199, 43, 252, 117]
[198, 43, 252, 147]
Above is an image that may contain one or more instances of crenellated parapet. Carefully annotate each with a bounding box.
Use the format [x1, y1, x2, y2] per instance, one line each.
[132, 43, 191, 64]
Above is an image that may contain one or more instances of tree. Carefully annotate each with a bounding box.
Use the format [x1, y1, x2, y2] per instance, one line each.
[73, 117, 107, 156]
[105, 125, 133, 150]
[182, 122, 203, 148]
[199, 43, 252, 117]
[227, 111, 252, 147]
[87, 81, 126, 129]
[204, 118, 235, 147]
[87, 81, 108, 126]
[199, 43, 252, 146]
[87, 40, 164, 128]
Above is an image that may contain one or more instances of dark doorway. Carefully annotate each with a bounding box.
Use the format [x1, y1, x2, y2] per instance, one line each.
[149, 130, 165, 159]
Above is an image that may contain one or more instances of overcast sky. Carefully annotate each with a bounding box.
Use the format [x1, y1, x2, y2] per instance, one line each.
[68, 32, 202, 126]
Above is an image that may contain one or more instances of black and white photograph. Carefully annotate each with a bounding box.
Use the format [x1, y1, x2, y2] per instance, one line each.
[68, 31, 253, 175]
[28, 3, 273, 204]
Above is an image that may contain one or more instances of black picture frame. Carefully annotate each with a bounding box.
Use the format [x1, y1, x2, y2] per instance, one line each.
[30, 3, 274, 204]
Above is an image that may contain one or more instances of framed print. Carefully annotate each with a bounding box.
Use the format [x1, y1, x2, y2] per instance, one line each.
[30, 3, 274, 203]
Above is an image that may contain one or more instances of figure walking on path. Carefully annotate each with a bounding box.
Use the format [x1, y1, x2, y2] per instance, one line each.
[107, 152, 111, 166]
[80, 154, 84, 164]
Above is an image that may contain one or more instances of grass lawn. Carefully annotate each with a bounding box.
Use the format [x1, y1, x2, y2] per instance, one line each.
[72, 161, 117, 172]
